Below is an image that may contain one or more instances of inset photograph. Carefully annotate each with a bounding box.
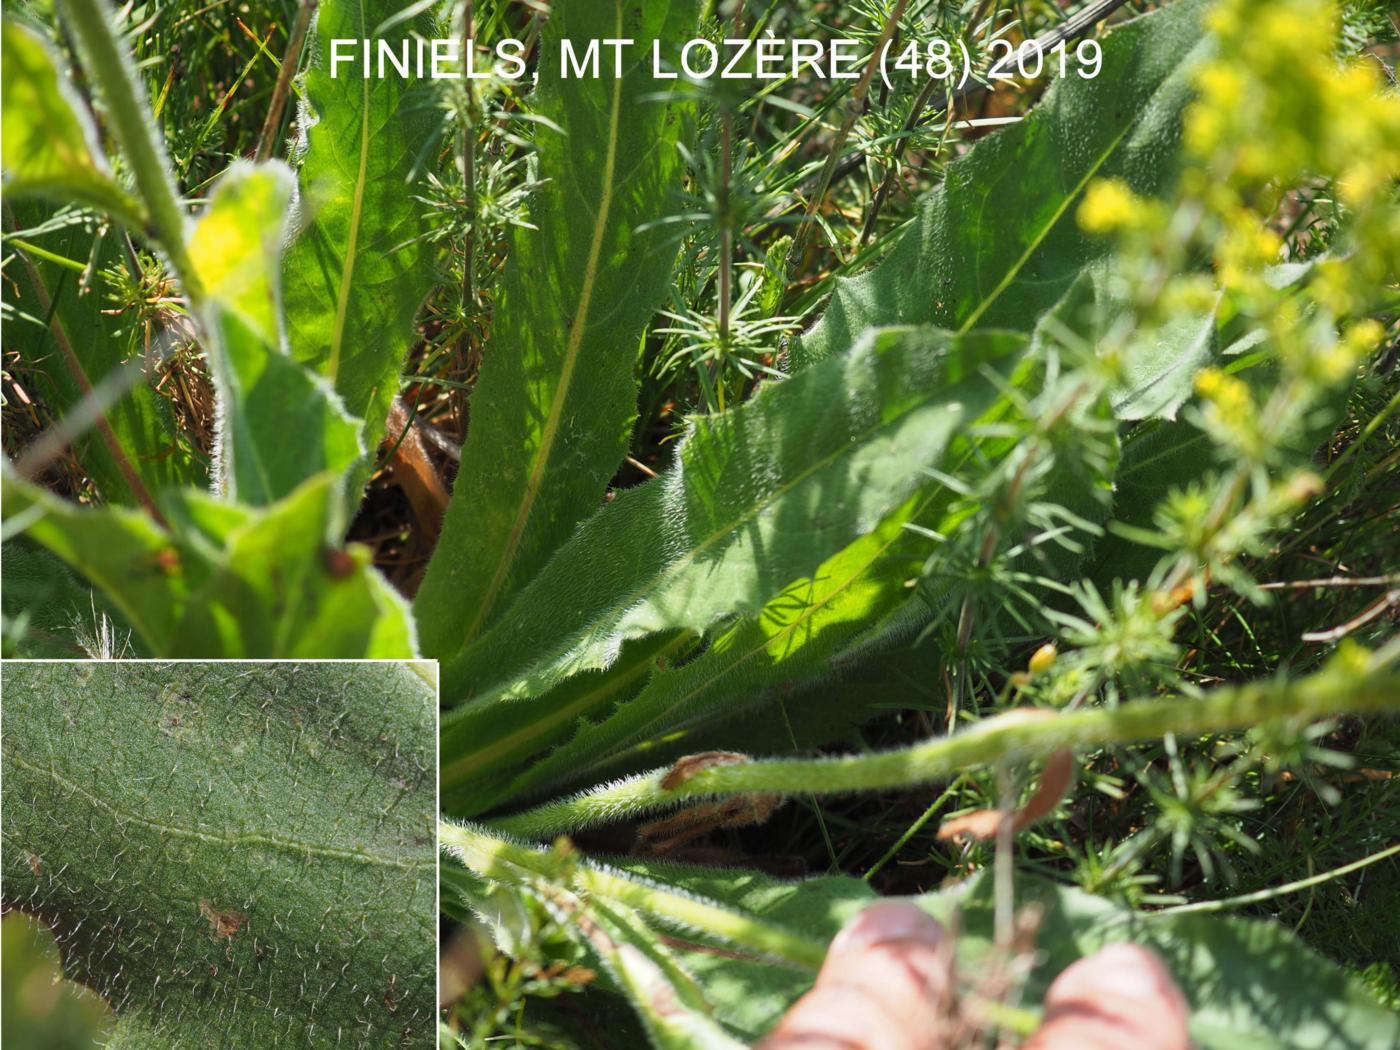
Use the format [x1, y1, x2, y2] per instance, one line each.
[1, 660, 436, 1049]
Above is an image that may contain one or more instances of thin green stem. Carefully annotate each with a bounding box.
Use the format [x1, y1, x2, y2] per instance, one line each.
[863, 774, 968, 880]
[439, 821, 828, 969]
[55, 0, 200, 295]
[491, 666, 1400, 840]
[1152, 842, 1400, 916]
[786, 0, 910, 276]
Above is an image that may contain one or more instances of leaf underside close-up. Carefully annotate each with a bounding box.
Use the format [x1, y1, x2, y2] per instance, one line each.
[0, 662, 437, 1049]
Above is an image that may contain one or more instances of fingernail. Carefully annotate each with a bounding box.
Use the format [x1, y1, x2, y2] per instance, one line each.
[830, 902, 944, 955]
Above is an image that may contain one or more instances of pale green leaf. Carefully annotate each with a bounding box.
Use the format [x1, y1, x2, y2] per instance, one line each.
[1, 470, 416, 658]
[0, 18, 146, 230]
[191, 162, 362, 505]
[439, 328, 1024, 706]
[574, 899, 748, 1050]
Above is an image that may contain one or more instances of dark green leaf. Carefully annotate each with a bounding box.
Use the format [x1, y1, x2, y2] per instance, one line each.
[792, 0, 1210, 368]
[415, 0, 700, 658]
[3, 203, 208, 503]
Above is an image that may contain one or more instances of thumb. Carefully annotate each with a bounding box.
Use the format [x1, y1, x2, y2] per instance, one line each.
[758, 902, 955, 1050]
[1024, 943, 1190, 1050]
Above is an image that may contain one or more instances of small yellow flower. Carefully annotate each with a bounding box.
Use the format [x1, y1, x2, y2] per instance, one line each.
[1077, 179, 1143, 234]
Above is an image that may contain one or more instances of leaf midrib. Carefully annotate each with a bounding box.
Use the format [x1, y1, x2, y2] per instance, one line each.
[957, 117, 1137, 335]
[460, 345, 985, 698]
[459, 0, 629, 648]
[492, 391, 1024, 792]
[326, 0, 372, 381]
[10, 752, 434, 871]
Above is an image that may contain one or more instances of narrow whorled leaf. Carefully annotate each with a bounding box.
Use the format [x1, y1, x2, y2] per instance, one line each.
[191, 162, 361, 504]
[792, 0, 1210, 368]
[2, 470, 416, 658]
[3, 204, 208, 502]
[0, 19, 146, 230]
[414, 0, 700, 658]
[281, 0, 439, 490]
[1, 661, 436, 1049]
[440, 328, 1024, 705]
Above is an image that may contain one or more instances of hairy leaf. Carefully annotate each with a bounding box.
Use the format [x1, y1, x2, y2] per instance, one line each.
[280, 0, 439, 495]
[191, 162, 361, 504]
[792, 0, 1210, 368]
[444, 502, 939, 814]
[1, 19, 146, 230]
[567, 896, 746, 1050]
[1, 661, 436, 1049]
[439, 328, 1024, 706]
[2, 470, 416, 658]
[414, 0, 699, 659]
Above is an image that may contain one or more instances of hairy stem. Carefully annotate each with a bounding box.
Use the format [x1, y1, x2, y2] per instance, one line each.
[440, 820, 828, 968]
[55, 0, 200, 294]
[491, 664, 1400, 839]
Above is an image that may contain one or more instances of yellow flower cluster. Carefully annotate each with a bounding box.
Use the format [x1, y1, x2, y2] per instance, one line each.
[1190, 0, 1400, 201]
[1194, 367, 1263, 459]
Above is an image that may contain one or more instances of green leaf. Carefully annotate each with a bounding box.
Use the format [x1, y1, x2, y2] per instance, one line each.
[607, 859, 867, 1039]
[0, 535, 137, 658]
[1090, 416, 1218, 586]
[614, 864, 1400, 1049]
[449, 509, 927, 812]
[439, 328, 1024, 707]
[414, 0, 700, 658]
[1033, 263, 1218, 421]
[190, 162, 362, 505]
[1, 661, 436, 1049]
[2, 470, 416, 658]
[568, 898, 747, 1050]
[0, 19, 146, 231]
[280, 0, 439, 490]
[3, 203, 208, 503]
[791, 0, 1211, 369]
[441, 630, 691, 813]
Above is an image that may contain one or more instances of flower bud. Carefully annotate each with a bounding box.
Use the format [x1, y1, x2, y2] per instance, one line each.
[1029, 643, 1058, 676]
